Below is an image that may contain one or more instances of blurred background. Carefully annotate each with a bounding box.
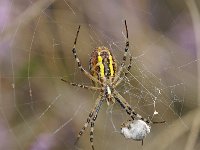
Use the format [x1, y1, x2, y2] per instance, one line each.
[0, 0, 200, 150]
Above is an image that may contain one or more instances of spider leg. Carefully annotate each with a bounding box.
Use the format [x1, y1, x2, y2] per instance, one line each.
[74, 111, 93, 145]
[113, 20, 129, 84]
[114, 55, 133, 88]
[90, 98, 104, 150]
[125, 55, 133, 77]
[114, 90, 165, 124]
[113, 90, 151, 124]
[75, 94, 104, 149]
[61, 78, 101, 91]
[72, 26, 102, 85]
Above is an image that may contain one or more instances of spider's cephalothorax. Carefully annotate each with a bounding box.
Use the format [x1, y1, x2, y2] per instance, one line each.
[61, 20, 165, 150]
[89, 46, 117, 85]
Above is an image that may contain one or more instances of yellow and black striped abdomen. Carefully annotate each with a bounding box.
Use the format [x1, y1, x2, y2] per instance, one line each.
[89, 46, 117, 83]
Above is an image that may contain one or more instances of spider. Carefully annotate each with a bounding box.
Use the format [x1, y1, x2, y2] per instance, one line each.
[61, 20, 164, 150]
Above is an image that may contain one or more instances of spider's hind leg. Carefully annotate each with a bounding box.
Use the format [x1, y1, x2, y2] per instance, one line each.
[113, 20, 129, 84]
[71, 26, 102, 85]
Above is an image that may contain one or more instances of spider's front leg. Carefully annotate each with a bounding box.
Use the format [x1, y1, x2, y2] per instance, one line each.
[75, 94, 105, 150]
[114, 90, 165, 125]
[113, 90, 151, 124]
[89, 97, 104, 150]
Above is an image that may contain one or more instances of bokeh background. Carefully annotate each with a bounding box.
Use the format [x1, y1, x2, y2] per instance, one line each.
[0, 0, 200, 150]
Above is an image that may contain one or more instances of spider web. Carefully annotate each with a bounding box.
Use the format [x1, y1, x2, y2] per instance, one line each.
[0, 0, 199, 150]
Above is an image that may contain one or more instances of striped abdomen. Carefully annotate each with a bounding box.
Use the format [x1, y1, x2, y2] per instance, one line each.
[89, 46, 117, 84]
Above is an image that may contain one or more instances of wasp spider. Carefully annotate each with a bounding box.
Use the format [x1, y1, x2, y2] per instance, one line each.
[61, 20, 164, 150]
